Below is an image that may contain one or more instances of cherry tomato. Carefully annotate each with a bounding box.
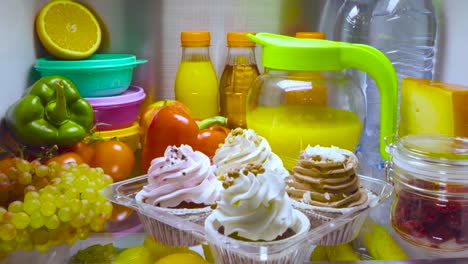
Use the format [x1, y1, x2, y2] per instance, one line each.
[46, 152, 84, 165]
[70, 141, 95, 164]
[109, 203, 133, 222]
[91, 140, 135, 182]
[194, 125, 230, 158]
[0, 157, 15, 173]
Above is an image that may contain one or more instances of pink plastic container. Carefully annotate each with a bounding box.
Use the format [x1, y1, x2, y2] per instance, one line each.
[86, 86, 146, 131]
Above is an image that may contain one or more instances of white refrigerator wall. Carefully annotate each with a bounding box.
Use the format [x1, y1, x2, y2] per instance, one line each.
[0, 0, 467, 118]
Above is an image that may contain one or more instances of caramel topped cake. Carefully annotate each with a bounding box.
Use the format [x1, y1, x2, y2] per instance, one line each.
[286, 145, 367, 208]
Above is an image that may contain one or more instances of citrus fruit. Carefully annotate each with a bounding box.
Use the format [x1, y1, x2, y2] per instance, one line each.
[113, 245, 154, 264]
[143, 236, 203, 260]
[154, 253, 207, 264]
[35, 0, 101, 59]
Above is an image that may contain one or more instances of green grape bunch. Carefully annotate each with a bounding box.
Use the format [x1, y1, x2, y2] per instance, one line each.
[0, 158, 114, 259]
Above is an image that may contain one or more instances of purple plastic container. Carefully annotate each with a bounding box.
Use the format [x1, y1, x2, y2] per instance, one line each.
[86, 85, 146, 131]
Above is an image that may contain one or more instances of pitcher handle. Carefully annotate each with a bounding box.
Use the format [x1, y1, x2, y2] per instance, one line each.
[339, 43, 398, 160]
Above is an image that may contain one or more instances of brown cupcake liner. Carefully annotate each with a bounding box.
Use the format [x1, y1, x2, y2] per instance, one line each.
[137, 202, 212, 247]
[290, 191, 377, 246]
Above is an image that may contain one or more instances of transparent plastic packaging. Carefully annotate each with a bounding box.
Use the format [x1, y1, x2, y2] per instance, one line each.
[101, 174, 393, 262]
[386, 135, 468, 254]
[291, 176, 393, 246]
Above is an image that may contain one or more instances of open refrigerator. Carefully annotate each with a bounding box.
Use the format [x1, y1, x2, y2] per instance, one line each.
[1, 0, 468, 263]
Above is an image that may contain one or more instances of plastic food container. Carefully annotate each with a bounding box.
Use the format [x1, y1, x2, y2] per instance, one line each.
[100, 174, 392, 262]
[94, 122, 141, 152]
[86, 86, 146, 131]
[386, 135, 468, 253]
[34, 54, 147, 97]
[204, 210, 311, 264]
[291, 175, 393, 246]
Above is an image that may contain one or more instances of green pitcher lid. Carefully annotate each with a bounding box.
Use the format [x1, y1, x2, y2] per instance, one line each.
[247, 33, 353, 71]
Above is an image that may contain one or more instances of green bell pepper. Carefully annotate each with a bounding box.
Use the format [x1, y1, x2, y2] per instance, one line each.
[5, 76, 94, 147]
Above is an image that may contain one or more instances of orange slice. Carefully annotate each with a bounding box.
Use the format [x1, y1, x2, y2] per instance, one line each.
[35, 0, 102, 60]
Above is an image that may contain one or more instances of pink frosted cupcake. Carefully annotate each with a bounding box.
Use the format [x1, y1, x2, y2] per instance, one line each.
[136, 144, 221, 246]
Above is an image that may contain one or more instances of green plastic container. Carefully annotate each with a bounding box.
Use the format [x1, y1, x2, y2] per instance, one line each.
[34, 54, 147, 97]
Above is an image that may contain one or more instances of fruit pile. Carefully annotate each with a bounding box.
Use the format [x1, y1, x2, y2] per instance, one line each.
[68, 236, 209, 264]
[0, 158, 113, 258]
[392, 183, 468, 249]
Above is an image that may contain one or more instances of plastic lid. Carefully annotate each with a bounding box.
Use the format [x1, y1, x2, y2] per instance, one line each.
[388, 134, 468, 186]
[295, 32, 326, 39]
[398, 135, 468, 160]
[227, 32, 256, 47]
[85, 86, 146, 106]
[34, 54, 147, 70]
[95, 122, 141, 138]
[181, 31, 211, 47]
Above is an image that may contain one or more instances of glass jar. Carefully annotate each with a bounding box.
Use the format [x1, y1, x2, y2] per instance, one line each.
[386, 134, 468, 252]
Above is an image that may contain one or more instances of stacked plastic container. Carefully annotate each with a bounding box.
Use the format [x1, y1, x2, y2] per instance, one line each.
[34, 54, 147, 152]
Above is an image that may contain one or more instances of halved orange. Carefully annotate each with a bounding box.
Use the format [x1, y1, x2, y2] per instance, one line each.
[35, 0, 102, 60]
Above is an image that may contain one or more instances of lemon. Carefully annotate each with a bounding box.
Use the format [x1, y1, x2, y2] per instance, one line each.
[154, 253, 207, 264]
[113, 245, 154, 264]
[35, 0, 101, 59]
[143, 236, 203, 260]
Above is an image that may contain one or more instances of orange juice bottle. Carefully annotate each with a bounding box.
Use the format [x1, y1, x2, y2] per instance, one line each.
[219, 32, 260, 128]
[175, 31, 219, 119]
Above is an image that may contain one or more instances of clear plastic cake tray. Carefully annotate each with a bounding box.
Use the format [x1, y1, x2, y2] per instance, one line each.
[100, 175, 393, 263]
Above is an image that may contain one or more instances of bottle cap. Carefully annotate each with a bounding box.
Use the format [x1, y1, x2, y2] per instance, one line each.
[181, 31, 211, 47]
[227, 32, 256, 47]
[295, 32, 326, 39]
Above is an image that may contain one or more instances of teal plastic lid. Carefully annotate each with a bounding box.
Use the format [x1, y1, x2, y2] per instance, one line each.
[34, 54, 147, 70]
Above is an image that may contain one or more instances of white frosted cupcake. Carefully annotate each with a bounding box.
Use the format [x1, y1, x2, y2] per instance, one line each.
[136, 144, 221, 246]
[286, 145, 378, 245]
[205, 164, 310, 263]
[213, 128, 288, 178]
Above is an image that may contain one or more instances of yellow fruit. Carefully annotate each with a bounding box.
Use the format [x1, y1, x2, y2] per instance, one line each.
[154, 253, 207, 264]
[309, 245, 329, 262]
[35, 0, 101, 59]
[113, 245, 154, 264]
[143, 236, 202, 260]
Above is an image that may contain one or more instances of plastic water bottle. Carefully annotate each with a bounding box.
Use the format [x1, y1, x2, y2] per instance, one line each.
[333, 0, 438, 179]
[333, 0, 377, 100]
[333, 0, 379, 177]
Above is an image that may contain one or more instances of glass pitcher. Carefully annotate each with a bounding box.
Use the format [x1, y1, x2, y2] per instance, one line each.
[246, 33, 398, 171]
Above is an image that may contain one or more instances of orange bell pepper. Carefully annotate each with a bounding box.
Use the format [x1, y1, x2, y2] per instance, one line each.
[140, 104, 228, 172]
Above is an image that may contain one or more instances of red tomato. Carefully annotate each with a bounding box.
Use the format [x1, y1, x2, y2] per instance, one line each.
[0, 157, 15, 173]
[46, 152, 84, 165]
[70, 141, 95, 164]
[194, 126, 229, 158]
[91, 140, 135, 182]
[108, 203, 133, 222]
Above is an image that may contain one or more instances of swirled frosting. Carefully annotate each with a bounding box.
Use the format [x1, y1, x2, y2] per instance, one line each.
[212, 164, 300, 241]
[213, 128, 288, 178]
[286, 145, 368, 208]
[136, 145, 221, 208]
